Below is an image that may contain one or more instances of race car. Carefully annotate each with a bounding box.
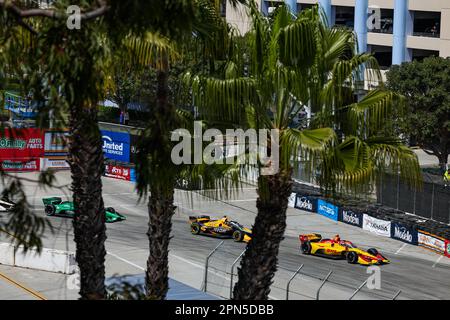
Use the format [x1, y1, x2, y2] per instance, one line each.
[189, 215, 252, 242]
[42, 197, 126, 223]
[0, 198, 15, 212]
[299, 233, 390, 266]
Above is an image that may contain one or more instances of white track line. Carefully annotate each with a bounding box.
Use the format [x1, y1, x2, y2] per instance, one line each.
[432, 255, 443, 268]
[395, 243, 407, 255]
[107, 251, 145, 271]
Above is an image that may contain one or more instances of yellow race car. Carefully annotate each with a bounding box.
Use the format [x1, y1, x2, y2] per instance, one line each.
[189, 215, 252, 242]
[299, 233, 390, 266]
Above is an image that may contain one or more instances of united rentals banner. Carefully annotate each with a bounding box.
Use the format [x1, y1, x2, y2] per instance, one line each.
[0, 128, 44, 160]
[295, 195, 316, 213]
[391, 221, 418, 245]
[101, 130, 130, 163]
[362, 214, 391, 237]
[339, 209, 363, 228]
[317, 199, 339, 221]
[418, 230, 446, 254]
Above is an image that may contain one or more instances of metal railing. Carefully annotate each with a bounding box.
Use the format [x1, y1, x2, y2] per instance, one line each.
[202, 241, 224, 293]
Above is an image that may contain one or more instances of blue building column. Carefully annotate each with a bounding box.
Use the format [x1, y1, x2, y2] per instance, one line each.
[285, 0, 297, 14]
[318, 0, 332, 27]
[354, 0, 368, 54]
[393, 0, 409, 65]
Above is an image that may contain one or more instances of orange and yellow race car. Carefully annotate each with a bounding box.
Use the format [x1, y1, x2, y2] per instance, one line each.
[189, 215, 252, 242]
[299, 233, 390, 266]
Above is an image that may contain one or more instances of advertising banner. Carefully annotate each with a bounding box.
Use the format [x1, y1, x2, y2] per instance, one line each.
[101, 130, 130, 163]
[317, 199, 339, 221]
[104, 164, 131, 181]
[339, 209, 363, 228]
[1, 159, 40, 172]
[288, 193, 296, 208]
[362, 215, 391, 237]
[0, 128, 44, 160]
[445, 239, 450, 258]
[391, 222, 418, 245]
[44, 131, 69, 156]
[41, 158, 70, 170]
[418, 230, 446, 254]
[295, 195, 316, 213]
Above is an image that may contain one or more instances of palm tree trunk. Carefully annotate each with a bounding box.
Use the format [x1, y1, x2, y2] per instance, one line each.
[144, 54, 176, 299]
[145, 186, 175, 299]
[68, 103, 107, 300]
[233, 170, 292, 300]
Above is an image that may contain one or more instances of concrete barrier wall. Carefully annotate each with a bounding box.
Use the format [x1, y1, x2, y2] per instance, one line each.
[0, 242, 76, 274]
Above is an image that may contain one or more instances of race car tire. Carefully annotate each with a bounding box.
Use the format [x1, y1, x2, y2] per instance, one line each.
[191, 223, 201, 235]
[45, 205, 56, 216]
[233, 230, 244, 242]
[301, 242, 312, 255]
[367, 248, 379, 256]
[106, 207, 116, 213]
[346, 251, 358, 264]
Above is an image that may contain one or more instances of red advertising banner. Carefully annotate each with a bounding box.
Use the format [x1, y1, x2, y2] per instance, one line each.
[0, 159, 40, 172]
[0, 128, 44, 160]
[104, 164, 131, 181]
[445, 239, 450, 258]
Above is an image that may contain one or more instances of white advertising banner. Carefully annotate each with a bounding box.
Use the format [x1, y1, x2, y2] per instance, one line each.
[41, 158, 70, 170]
[418, 231, 446, 254]
[363, 214, 391, 237]
[288, 193, 296, 208]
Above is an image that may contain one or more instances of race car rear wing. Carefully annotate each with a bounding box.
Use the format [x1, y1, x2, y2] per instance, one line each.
[299, 233, 322, 243]
[189, 215, 211, 223]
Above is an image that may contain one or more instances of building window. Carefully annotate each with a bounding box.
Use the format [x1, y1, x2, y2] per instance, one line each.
[334, 6, 354, 29]
[413, 11, 441, 38]
[412, 49, 439, 62]
[297, 3, 315, 13]
[369, 9, 394, 34]
[370, 45, 393, 69]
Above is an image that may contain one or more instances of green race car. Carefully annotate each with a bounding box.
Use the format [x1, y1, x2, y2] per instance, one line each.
[42, 197, 126, 223]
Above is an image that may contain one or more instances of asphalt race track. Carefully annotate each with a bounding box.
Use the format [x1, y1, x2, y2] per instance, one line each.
[1, 171, 449, 300]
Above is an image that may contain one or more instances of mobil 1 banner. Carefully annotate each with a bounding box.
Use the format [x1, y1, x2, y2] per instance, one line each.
[295, 195, 316, 212]
[339, 209, 363, 228]
[391, 222, 418, 245]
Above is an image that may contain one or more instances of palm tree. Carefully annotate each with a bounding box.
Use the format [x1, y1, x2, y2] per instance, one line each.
[187, 4, 421, 299]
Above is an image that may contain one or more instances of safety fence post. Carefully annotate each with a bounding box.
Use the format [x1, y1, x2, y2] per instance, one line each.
[348, 279, 368, 300]
[229, 249, 246, 299]
[286, 264, 304, 300]
[430, 183, 435, 220]
[202, 241, 224, 292]
[392, 290, 402, 300]
[315, 270, 333, 300]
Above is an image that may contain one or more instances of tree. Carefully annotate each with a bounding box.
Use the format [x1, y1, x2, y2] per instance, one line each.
[188, 4, 421, 299]
[387, 57, 450, 171]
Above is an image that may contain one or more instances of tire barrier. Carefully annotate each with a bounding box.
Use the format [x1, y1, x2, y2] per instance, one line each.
[292, 182, 450, 259]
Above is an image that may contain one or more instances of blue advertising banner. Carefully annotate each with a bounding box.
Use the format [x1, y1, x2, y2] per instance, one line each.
[339, 209, 363, 228]
[101, 130, 130, 162]
[391, 221, 418, 245]
[295, 195, 317, 213]
[317, 199, 339, 221]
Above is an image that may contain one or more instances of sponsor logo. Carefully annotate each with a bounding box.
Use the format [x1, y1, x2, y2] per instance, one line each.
[319, 204, 336, 216]
[342, 210, 360, 226]
[367, 220, 389, 232]
[0, 138, 26, 149]
[102, 135, 124, 155]
[1, 160, 38, 170]
[297, 197, 313, 211]
[393, 225, 413, 243]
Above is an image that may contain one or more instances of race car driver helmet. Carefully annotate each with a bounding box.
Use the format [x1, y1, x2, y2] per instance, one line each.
[334, 234, 341, 242]
[222, 216, 229, 223]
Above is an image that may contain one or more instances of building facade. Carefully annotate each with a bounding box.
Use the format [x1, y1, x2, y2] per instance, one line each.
[225, 0, 450, 68]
